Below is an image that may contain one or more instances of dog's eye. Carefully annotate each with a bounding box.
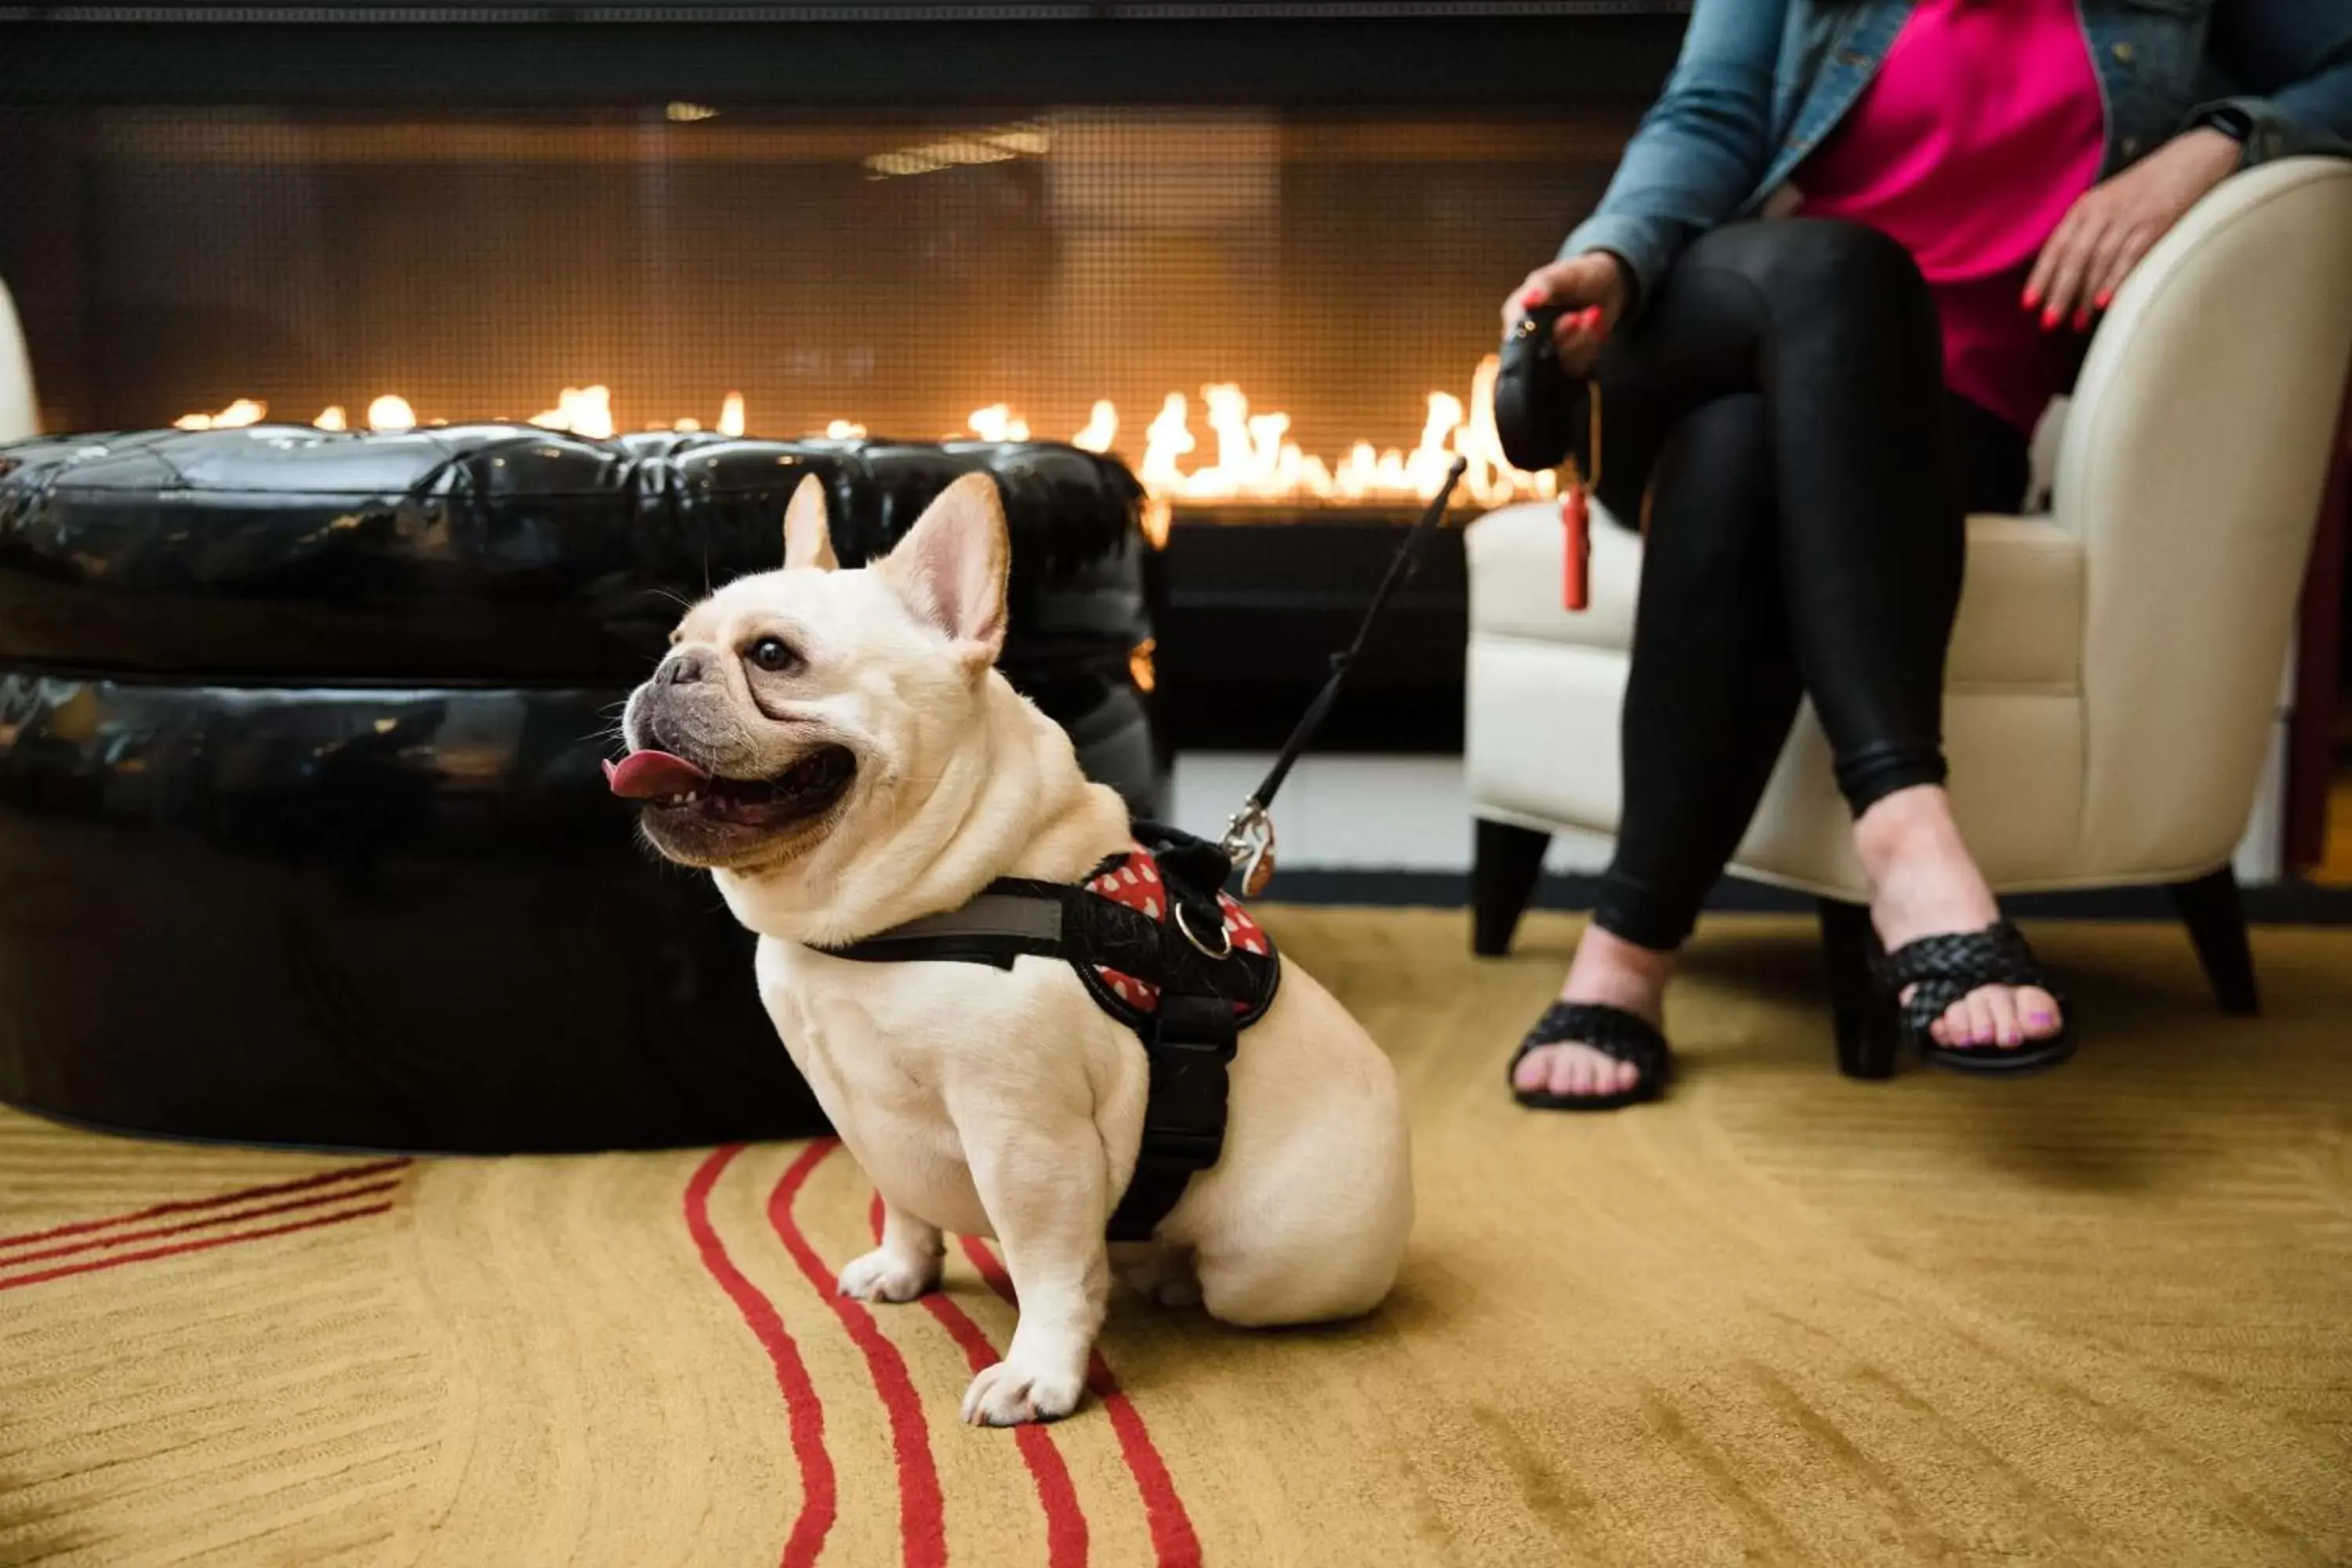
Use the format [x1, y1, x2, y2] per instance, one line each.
[746, 636, 797, 673]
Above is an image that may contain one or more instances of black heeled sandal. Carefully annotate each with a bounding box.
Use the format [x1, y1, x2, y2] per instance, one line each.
[1508, 1001, 1673, 1111]
[1876, 919, 2076, 1075]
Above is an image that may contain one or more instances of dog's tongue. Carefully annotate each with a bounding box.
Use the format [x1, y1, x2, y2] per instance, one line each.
[604, 750, 713, 800]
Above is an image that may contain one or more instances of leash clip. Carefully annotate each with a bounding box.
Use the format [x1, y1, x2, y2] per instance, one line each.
[1220, 800, 1278, 900]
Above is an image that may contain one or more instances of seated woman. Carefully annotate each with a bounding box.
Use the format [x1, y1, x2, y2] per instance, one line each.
[1504, 0, 2352, 1109]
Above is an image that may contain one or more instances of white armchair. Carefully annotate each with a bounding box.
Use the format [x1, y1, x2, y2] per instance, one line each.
[0, 275, 34, 445]
[1465, 156, 2352, 1076]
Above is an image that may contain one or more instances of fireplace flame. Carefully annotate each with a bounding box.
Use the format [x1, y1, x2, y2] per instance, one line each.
[1116, 357, 1553, 508]
[176, 361, 1554, 509]
[1072, 400, 1117, 454]
[367, 394, 417, 432]
[966, 405, 1030, 443]
[1138, 394, 1196, 493]
[173, 397, 267, 431]
[532, 385, 615, 440]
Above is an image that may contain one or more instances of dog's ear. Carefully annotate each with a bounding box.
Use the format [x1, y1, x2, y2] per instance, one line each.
[877, 471, 1009, 672]
[782, 474, 838, 572]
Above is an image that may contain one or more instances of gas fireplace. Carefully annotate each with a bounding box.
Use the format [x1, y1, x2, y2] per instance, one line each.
[0, 2, 1684, 747]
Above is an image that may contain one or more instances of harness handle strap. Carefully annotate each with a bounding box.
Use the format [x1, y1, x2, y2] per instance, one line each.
[1106, 991, 1239, 1242]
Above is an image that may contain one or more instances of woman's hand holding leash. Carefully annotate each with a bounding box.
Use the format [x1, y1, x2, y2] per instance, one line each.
[1497, 255, 1623, 613]
[1501, 251, 1630, 376]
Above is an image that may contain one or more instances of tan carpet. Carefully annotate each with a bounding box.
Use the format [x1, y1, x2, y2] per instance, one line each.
[4, 909, 2350, 1567]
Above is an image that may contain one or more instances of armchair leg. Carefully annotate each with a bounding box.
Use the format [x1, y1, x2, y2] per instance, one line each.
[1817, 898, 1899, 1080]
[2168, 866, 2260, 1016]
[1472, 819, 1551, 956]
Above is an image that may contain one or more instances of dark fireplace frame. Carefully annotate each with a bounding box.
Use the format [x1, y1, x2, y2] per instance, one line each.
[2, 4, 1690, 111]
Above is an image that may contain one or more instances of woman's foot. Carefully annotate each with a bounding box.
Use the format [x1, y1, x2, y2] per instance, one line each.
[1512, 925, 1676, 1102]
[1854, 785, 2063, 1051]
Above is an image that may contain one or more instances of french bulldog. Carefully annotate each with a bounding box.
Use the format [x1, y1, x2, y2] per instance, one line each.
[614, 471, 1412, 1425]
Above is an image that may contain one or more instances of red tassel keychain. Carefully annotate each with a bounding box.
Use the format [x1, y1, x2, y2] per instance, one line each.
[1560, 383, 1601, 612]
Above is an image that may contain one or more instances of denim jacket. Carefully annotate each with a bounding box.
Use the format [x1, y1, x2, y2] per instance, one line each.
[1563, 0, 2352, 312]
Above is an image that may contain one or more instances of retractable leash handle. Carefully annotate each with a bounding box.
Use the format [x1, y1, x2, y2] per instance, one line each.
[1493, 296, 1600, 612]
[1219, 456, 1468, 897]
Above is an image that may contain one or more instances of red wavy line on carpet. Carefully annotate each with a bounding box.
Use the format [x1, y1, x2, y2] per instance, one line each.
[2, 1179, 405, 1269]
[0, 1201, 394, 1292]
[870, 1192, 1091, 1568]
[683, 1144, 835, 1568]
[770, 1140, 946, 1568]
[0, 1156, 414, 1250]
[960, 1236, 1202, 1568]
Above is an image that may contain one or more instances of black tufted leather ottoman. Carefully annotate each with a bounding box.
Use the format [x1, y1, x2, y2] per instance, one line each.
[0, 426, 1161, 1152]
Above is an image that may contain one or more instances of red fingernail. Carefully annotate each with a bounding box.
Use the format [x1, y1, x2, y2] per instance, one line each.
[2021, 285, 2040, 310]
[2042, 307, 2062, 331]
[1580, 307, 1603, 329]
[1521, 288, 1548, 310]
[2094, 289, 2114, 310]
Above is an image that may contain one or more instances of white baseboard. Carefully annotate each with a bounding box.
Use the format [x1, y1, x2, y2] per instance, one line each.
[1173, 748, 2286, 887]
[1168, 753, 1609, 873]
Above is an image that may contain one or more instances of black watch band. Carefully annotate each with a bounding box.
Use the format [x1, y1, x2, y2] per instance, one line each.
[2195, 106, 2255, 143]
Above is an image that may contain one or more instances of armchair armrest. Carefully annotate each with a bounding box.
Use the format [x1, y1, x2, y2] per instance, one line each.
[2051, 158, 2352, 876]
[0, 278, 34, 444]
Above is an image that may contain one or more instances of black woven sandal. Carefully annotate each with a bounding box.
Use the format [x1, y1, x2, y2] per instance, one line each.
[1508, 1001, 1673, 1111]
[1876, 919, 2075, 1075]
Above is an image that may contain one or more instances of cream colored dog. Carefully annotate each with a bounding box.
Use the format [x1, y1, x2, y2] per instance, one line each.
[615, 472, 1412, 1426]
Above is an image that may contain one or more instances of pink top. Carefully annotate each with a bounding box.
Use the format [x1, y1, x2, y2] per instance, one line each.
[1795, 0, 2105, 433]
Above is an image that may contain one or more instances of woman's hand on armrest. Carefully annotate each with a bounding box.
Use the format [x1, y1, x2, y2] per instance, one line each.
[1499, 252, 1632, 377]
[2023, 127, 2242, 335]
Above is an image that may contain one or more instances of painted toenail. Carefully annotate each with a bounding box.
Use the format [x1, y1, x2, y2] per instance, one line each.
[2027, 1011, 2054, 1027]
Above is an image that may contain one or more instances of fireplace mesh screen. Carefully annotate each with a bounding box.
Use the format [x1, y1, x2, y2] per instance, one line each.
[0, 104, 1630, 507]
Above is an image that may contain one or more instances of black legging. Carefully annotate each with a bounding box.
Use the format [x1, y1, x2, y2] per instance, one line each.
[1586, 218, 2031, 953]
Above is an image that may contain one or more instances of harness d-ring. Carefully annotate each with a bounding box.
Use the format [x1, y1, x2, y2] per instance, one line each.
[1174, 898, 1232, 959]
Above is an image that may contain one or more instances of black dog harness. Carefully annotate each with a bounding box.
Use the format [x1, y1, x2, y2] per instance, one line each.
[818, 824, 1280, 1241]
[810, 460, 1467, 1244]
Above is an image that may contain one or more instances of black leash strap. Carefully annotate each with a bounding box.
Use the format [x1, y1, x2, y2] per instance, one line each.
[1221, 457, 1467, 871]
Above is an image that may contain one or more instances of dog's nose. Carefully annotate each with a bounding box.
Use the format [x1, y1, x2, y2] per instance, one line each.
[659, 650, 707, 686]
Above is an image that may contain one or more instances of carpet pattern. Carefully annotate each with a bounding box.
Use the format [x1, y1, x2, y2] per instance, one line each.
[3, 909, 2350, 1566]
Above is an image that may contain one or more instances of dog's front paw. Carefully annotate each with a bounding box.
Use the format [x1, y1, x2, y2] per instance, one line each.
[960, 1356, 1086, 1426]
[836, 1247, 940, 1304]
